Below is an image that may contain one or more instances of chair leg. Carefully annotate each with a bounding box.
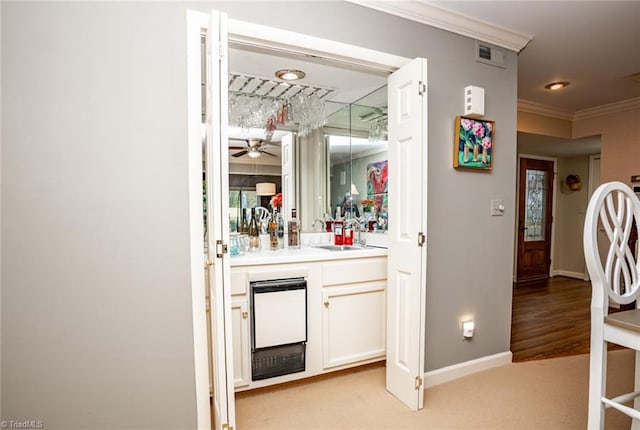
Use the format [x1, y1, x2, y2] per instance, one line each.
[633, 350, 640, 430]
[588, 333, 607, 429]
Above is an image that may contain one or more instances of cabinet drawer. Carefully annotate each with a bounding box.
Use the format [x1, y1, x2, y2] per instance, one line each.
[231, 270, 248, 295]
[322, 257, 387, 286]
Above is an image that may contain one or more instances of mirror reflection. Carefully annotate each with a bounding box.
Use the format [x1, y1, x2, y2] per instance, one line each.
[226, 44, 388, 234]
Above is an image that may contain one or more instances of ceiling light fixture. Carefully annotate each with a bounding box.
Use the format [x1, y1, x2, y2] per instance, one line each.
[544, 81, 570, 91]
[247, 148, 261, 158]
[275, 69, 305, 81]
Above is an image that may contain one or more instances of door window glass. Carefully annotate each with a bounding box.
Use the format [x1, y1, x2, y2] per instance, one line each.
[525, 169, 547, 241]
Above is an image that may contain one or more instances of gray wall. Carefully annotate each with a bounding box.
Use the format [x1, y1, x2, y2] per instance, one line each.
[2, 2, 197, 428]
[197, 0, 518, 371]
[2, 1, 517, 428]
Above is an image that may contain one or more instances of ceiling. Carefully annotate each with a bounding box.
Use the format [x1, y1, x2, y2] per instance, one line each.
[427, 0, 640, 115]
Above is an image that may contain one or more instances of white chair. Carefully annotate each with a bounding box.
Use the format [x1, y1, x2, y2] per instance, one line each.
[584, 181, 640, 429]
[254, 206, 271, 233]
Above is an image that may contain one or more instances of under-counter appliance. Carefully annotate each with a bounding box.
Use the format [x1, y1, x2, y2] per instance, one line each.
[250, 277, 307, 381]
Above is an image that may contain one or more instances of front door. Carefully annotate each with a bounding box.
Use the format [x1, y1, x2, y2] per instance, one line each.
[517, 158, 554, 282]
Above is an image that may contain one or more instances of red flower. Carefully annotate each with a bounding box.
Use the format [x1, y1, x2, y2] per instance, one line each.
[270, 192, 283, 208]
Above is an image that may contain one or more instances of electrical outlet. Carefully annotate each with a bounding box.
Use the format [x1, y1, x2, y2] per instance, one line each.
[491, 199, 505, 216]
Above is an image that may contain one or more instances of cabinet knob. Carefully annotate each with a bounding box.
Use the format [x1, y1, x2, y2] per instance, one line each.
[242, 311, 248, 319]
[324, 301, 330, 308]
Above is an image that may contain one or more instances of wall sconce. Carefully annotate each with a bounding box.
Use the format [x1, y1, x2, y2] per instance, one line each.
[565, 174, 582, 191]
[462, 320, 475, 339]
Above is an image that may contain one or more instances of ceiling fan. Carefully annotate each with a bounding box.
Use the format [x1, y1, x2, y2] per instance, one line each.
[229, 138, 278, 159]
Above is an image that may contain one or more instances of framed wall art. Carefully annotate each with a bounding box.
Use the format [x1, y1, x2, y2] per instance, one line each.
[453, 116, 495, 170]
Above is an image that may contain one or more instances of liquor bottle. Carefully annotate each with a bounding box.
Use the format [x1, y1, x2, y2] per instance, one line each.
[268, 208, 279, 250]
[248, 207, 261, 251]
[288, 208, 301, 249]
[276, 208, 285, 249]
[334, 220, 344, 245]
[239, 208, 249, 234]
[344, 219, 353, 245]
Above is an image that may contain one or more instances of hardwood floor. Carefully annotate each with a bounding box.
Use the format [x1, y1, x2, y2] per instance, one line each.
[510, 276, 622, 362]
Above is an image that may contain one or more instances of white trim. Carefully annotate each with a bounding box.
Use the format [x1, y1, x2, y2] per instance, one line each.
[227, 18, 407, 73]
[186, 10, 212, 430]
[552, 270, 589, 281]
[585, 154, 601, 282]
[346, 0, 532, 52]
[574, 97, 640, 121]
[518, 97, 640, 122]
[517, 99, 574, 121]
[424, 351, 512, 388]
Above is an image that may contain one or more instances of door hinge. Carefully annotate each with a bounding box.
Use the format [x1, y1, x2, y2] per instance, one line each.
[213, 41, 226, 60]
[222, 425, 233, 430]
[418, 232, 426, 247]
[415, 376, 423, 390]
[216, 240, 228, 258]
[418, 81, 426, 96]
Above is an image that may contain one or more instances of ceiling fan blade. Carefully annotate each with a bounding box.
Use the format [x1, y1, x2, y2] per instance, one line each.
[261, 150, 277, 157]
[232, 150, 248, 158]
[229, 146, 246, 150]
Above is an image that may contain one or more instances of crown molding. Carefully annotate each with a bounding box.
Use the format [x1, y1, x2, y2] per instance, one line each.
[518, 97, 640, 122]
[517, 100, 574, 121]
[345, 0, 533, 52]
[573, 97, 640, 121]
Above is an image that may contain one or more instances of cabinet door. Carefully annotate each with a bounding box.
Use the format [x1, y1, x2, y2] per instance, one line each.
[322, 282, 386, 369]
[231, 298, 251, 387]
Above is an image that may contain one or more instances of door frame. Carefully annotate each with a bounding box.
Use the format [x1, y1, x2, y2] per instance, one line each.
[188, 10, 422, 429]
[584, 153, 601, 281]
[514, 154, 557, 281]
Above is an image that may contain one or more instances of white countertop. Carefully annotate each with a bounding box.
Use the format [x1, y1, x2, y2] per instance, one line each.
[229, 244, 387, 266]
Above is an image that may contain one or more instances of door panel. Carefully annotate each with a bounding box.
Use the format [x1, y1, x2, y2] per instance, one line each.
[205, 10, 236, 430]
[517, 158, 554, 282]
[386, 57, 428, 410]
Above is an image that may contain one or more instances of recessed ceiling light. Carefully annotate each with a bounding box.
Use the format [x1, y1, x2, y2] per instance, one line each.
[275, 69, 305, 81]
[544, 81, 570, 91]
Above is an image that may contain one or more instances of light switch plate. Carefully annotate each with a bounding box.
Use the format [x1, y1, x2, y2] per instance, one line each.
[491, 199, 505, 216]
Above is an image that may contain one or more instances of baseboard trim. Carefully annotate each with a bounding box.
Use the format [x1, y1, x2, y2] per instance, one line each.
[552, 270, 588, 281]
[423, 351, 512, 388]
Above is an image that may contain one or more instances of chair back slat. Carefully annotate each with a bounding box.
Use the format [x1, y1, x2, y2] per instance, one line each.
[584, 181, 640, 307]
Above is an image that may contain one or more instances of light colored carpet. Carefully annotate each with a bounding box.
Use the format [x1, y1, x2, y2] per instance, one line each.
[236, 349, 634, 429]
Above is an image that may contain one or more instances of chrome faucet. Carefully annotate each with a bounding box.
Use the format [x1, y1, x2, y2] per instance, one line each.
[351, 218, 364, 245]
[312, 218, 325, 232]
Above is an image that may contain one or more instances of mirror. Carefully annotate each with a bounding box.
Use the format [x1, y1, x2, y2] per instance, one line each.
[226, 44, 388, 232]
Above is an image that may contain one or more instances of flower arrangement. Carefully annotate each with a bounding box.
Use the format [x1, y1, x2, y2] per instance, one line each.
[270, 192, 283, 209]
[361, 198, 377, 212]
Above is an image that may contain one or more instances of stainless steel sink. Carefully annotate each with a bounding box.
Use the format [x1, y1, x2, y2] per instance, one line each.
[314, 244, 366, 251]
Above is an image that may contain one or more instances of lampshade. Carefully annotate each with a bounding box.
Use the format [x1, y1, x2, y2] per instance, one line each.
[256, 182, 276, 196]
[350, 183, 360, 196]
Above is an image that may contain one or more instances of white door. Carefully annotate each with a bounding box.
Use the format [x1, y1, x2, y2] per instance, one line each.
[386, 58, 428, 410]
[205, 10, 236, 430]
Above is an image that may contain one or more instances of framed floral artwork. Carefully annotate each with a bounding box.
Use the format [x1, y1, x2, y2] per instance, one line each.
[453, 116, 495, 170]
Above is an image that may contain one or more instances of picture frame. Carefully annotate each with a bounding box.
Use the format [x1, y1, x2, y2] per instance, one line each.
[453, 116, 495, 170]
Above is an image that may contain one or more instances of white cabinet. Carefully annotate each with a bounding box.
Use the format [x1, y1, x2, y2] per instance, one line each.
[230, 298, 251, 387]
[322, 281, 386, 369]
